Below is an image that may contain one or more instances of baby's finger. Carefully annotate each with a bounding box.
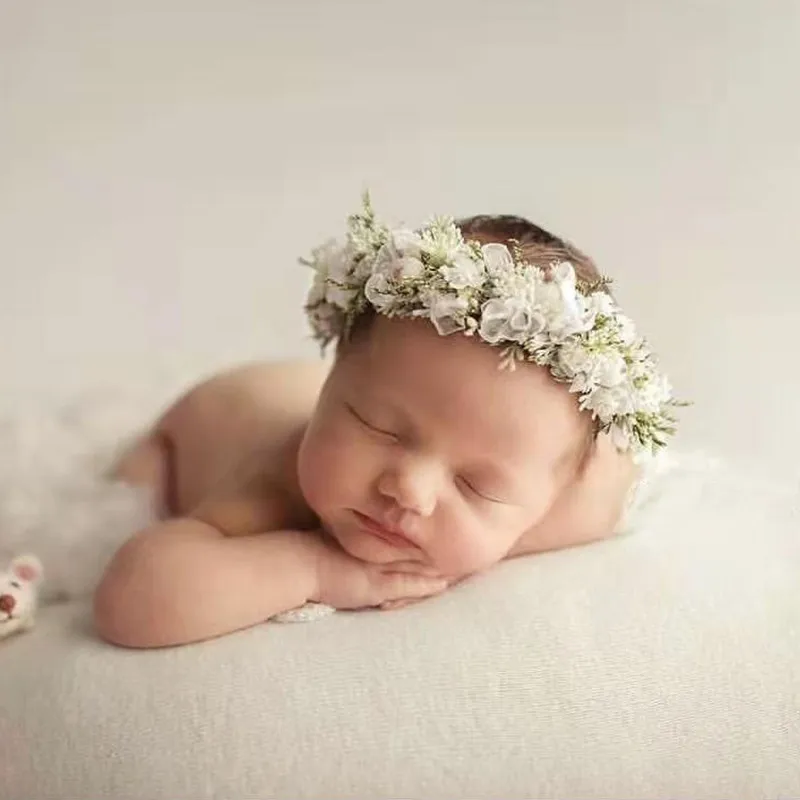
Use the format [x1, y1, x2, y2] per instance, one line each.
[377, 573, 448, 604]
[382, 561, 442, 578]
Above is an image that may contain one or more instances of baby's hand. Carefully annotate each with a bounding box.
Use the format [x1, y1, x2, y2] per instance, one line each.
[312, 539, 448, 611]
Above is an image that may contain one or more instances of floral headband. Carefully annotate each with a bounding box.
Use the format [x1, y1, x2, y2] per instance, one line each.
[302, 194, 683, 459]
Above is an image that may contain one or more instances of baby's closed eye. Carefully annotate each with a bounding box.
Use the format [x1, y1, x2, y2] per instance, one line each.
[455, 475, 507, 504]
[345, 403, 398, 441]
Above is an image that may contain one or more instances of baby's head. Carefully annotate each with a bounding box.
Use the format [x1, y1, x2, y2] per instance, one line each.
[297, 196, 679, 577]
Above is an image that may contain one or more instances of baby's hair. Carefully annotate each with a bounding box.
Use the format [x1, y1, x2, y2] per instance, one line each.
[455, 214, 606, 290]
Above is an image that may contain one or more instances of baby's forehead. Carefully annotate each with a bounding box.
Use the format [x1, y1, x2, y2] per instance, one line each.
[347, 320, 584, 459]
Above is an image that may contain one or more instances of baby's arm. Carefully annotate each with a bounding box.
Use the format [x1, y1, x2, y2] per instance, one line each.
[93, 520, 319, 648]
[93, 518, 447, 649]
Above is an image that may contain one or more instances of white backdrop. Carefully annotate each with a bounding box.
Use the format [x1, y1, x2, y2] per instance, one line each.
[2, 0, 798, 470]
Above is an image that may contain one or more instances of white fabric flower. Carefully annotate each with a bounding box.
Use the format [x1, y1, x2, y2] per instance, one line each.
[429, 292, 468, 335]
[316, 240, 352, 283]
[308, 303, 340, 341]
[364, 272, 394, 312]
[610, 421, 633, 452]
[479, 297, 545, 344]
[636, 374, 672, 413]
[614, 314, 638, 345]
[440, 252, 485, 290]
[550, 261, 583, 323]
[390, 228, 425, 258]
[581, 385, 633, 424]
[481, 243, 515, 277]
[326, 283, 357, 308]
[589, 351, 627, 387]
[307, 269, 327, 307]
[558, 340, 593, 377]
[585, 291, 616, 318]
[372, 240, 425, 280]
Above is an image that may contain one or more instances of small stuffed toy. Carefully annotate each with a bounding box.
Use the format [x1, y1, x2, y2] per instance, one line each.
[0, 554, 43, 641]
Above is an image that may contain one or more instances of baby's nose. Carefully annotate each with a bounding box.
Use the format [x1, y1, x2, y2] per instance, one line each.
[0, 594, 16, 614]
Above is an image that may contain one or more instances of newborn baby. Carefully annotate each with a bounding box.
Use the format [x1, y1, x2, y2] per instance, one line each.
[94, 200, 679, 648]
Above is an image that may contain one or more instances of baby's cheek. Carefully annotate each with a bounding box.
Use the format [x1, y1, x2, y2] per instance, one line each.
[435, 517, 520, 577]
[298, 427, 371, 514]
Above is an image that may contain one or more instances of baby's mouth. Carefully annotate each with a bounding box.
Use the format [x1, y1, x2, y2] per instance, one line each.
[352, 510, 417, 549]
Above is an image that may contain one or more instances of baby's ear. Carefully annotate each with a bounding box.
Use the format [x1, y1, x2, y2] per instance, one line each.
[10, 554, 43, 585]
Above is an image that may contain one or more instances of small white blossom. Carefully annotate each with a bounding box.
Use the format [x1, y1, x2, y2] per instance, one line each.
[585, 291, 616, 318]
[390, 228, 425, 258]
[636, 374, 672, 413]
[479, 297, 545, 344]
[610, 421, 633, 451]
[440, 252, 485, 290]
[589, 351, 627, 388]
[364, 272, 394, 312]
[558, 340, 593, 377]
[481, 243, 515, 277]
[326, 283, 356, 309]
[371, 243, 424, 282]
[614, 314, 638, 345]
[307, 269, 328, 307]
[580, 385, 633, 424]
[429, 292, 468, 335]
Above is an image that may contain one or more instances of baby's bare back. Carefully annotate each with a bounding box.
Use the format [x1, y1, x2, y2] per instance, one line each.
[120, 360, 330, 526]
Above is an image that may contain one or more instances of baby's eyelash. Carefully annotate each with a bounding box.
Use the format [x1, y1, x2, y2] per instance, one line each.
[346, 404, 397, 439]
[457, 476, 504, 504]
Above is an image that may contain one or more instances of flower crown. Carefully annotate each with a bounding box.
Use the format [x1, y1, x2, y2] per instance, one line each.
[302, 194, 683, 459]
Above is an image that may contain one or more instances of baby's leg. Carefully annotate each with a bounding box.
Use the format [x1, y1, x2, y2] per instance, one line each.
[112, 431, 175, 520]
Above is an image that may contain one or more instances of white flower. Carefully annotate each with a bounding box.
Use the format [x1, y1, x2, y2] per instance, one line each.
[589, 351, 627, 387]
[479, 297, 545, 344]
[581, 385, 633, 424]
[326, 283, 356, 309]
[372, 243, 425, 282]
[558, 340, 593, 377]
[481, 243, 515, 277]
[306, 240, 357, 309]
[551, 261, 582, 322]
[610, 421, 633, 452]
[308, 303, 340, 341]
[428, 292, 469, 335]
[441, 252, 485, 290]
[352, 253, 376, 280]
[390, 228, 425, 258]
[614, 314, 638, 345]
[636, 374, 672, 413]
[306, 269, 327, 307]
[585, 291, 616, 318]
[420, 216, 466, 265]
[364, 272, 394, 312]
[314, 239, 352, 284]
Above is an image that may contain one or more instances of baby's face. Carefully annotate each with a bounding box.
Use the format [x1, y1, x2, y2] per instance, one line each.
[297, 316, 589, 579]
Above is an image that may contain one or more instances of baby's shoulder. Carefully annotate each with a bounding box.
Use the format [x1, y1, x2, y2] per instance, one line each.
[182, 358, 331, 414]
[160, 358, 330, 533]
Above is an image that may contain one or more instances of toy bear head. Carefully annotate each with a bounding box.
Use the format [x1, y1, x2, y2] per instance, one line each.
[0, 554, 43, 640]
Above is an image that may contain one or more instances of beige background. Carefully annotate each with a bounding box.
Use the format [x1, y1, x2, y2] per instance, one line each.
[1, 0, 798, 470]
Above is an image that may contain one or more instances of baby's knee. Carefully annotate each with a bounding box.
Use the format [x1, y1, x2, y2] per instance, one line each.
[111, 433, 174, 517]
